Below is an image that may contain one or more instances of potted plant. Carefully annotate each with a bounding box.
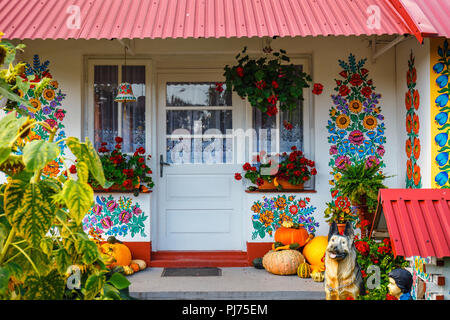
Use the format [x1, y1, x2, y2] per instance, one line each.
[323, 196, 357, 235]
[89, 136, 154, 195]
[234, 151, 278, 190]
[276, 146, 317, 190]
[223, 47, 312, 124]
[334, 159, 390, 237]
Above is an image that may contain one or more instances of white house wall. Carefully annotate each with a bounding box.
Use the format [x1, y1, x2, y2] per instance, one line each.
[14, 35, 404, 246]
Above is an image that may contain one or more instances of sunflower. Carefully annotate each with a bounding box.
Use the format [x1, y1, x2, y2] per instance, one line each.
[349, 100, 362, 113]
[28, 98, 41, 112]
[363, 115, 377, 130]
[42, 88, 55, 101]
[336, 114, 350, 129]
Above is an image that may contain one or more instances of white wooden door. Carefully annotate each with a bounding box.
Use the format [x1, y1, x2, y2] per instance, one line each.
[156, 72, 244, 251]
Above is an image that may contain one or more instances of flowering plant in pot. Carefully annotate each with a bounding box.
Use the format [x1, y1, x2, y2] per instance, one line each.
[354, 236, 408, 300]
[276, 146, 317, 190]
[323, 196, 357, 234]
[334, 159, 390, 237]
[88, 136, 154, 195]
[223, 47, 312, 125]
[234, 151, 278, 190]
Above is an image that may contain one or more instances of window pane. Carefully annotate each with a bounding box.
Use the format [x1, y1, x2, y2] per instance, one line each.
[94, 65, 118, 150]
[280, 100, 303, 153]
[166, 82, 231, 106]
[121, 65, 146, 153]
[252, 108, 277, 154]
[166, 137, 232, 164]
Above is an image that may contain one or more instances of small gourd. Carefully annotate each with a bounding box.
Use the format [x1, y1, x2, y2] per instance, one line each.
[297, 262, 311, 278]
[311, 271, 325, 282]
[252, 257, 264, 269]
[123, 265, 134, 276]
[130, 263, 140, 273]
[131, 259, 147, 270]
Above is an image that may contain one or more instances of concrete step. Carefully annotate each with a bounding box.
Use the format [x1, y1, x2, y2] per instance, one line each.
[131, 290, 325, 300]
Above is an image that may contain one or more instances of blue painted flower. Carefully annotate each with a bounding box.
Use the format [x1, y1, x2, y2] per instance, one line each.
[357, 147, 366, 157]
[435, 132, 448, 147]
[337, 130, 347, 138]
[377, 127, 385, 136]
[435, 112, 449, 126]
[338, 145, 347, 155]
[436, 94, 449, 108]
[366, 131, 376, 139]
[436, 75, 449, 88]
[328, 135, 339, 144]
[348, 145, 357, 155]
[436, 152, 449, 167]
[433, 62, 444, 74]
[342, 139, 350, 146]
[435, 171, 449, 187]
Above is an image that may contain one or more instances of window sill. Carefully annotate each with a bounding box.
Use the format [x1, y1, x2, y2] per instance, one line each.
[93, 188, 152, 194]
[245, 189, 317, 193]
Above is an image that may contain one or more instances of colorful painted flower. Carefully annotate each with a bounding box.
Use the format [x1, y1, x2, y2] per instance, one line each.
[106, 200, 118, 212]
[133, 206, 142, 216]
[435, 171, 449, 187]
[413, 90, 420, 110]
[339, 85, 350, 96]
[289, 205, 299, 215]
[336, 114, 350, 129]
[363, 115, 377, 130]
[42, 160, 60, 177]
[405, 139, 412, 159]
[119, 210, 132, 224]
[348, 100, 362, 113]
[335, 155, 350, 169]
[433, 62, 444, 74]
[55, 109, 65, 121]
[435, 132, 448, 147]
[435, 112, 448, 126]
[407, 159, 413, 180]
[42, 88, 55, 101]
[349, 130, 365, 145]
[436, 74, 449, 88]
[436, 152, 449, 167]
[298, 200, 306, 208]
[436, 94, 449, 108]
[412, 114, 420, 135]
[335, 196, 350, 209]
[28, 98, 41, 113]
[413, 137, 420, 160]
[406, 114, 413, 134]
[413, 164, 421, 186]
[101, 216, 113, 229]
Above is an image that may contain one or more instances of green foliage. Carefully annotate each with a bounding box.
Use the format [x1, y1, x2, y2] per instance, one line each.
[355, 237, 408, 300]
[334, 160, 391, 212]
[323, 201, 357, 224]
[224, 47, 312, 116]
[0, 40, 132, 300]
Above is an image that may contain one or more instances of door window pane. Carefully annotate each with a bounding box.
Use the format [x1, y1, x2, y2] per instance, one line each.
[166, 82, 232, 106]
[94, 65, 118, 150]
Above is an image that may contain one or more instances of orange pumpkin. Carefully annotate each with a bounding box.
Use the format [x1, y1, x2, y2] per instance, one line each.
[274, 225, 310, 247]
[100, 243, 132, 268]
[262, 250, 305, 275]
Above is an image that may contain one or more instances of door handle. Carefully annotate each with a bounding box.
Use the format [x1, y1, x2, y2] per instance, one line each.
[160, 154, 170, 177]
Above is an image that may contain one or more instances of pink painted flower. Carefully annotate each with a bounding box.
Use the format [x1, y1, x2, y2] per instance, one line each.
[349, 130, 365, 145]
[93, 204, 102, 216]
[106, 200, 118, 212]
[100, 216, 113, 229]
[54, 109, 65, 121]
[329, 145, 338, 155]
[335, 155, 351, 169]
[133, 206, 142, 216]
[119, 210, 132, 224]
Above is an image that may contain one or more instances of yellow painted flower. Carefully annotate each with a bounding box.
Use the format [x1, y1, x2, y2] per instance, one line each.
[18, 89, 24, 98]
[349, 100, 362, 113]
[374, 107, 381, 114]
[42, 160, 61, 177]
[334, 173, 342, 181]
[42, 88, 55, 101]
[50, 80, 59, 89]
[336, 114, 350, 129]
[329, 180, 335, 186]
[363, 115, 377, 130]
[259, 210, 274, 227]
[26, 130, 41, 142]
[275, 197, 287, 210]
[28, 98, 41, 112]
[330, 108, 336, 117]
[251, 203, 262, 213]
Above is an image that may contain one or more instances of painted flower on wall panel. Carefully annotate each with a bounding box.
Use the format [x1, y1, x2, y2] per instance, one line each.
[432, 39, 450, 188]
[83, 195, 148, 239]
[251, 195, 318, 240]
[327, 53, 386, 197]
[405, 51, 422, 188]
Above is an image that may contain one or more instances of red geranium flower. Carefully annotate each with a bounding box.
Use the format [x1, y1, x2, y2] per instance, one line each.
[312, 83, 324, 95]
[256, 178, 264, 186]
[267, 94, 278, 105]
[243, 163, 252, 171]
[234, 173, 242, 181]
[115, 137, 123, 143]
[69, 165, 77, 174]
[215, 82, 224, 93]
[266, 105, 278, 117]
[236, 67, 244, 77]
[283, 120, 293, 130]
[271, 80, 279, 89]
[123, 179, 133, 188]
[311, 168, 317, 175]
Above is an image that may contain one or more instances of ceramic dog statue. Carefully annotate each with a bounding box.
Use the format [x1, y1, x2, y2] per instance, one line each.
[325, 221, 366, 300]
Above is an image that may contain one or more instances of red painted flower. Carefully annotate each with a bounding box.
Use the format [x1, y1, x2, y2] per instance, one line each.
[298, 200, 306, 208]
[339, 71, 348, 78]
[413, 89, 420, 110]
[312, 83, 324, 95]
[335, 196, 350, 209]
[339, 85, 350, 96]
[360, 68, 369, 75]
[349, 73, 363, 86]
[256, 178, 264, 186]
[405, 91, 412, 111]
[289, 205, 299, 215]
[361, 86, 372, 98]
[405, 139, 412, 159]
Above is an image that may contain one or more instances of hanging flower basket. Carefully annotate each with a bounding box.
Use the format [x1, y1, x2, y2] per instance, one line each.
[223, 47, 312, 119]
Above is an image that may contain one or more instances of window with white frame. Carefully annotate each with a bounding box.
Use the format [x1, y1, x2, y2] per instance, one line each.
[252, 63, 314, 188]
[92, 64, 146, 153]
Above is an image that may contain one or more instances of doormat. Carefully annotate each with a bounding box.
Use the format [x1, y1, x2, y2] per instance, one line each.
[161, 267, 222, 277]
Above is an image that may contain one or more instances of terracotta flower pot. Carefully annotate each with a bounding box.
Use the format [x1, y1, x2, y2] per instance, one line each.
[279, 179, 304, 191]
[337, 223, 347, 235]
[257, 180, 276, 190]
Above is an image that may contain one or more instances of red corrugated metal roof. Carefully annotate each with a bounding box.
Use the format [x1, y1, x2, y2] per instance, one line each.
[373, 189, 450, 258]
[0, 0, 417, 40]
[399, 0, 450, 38]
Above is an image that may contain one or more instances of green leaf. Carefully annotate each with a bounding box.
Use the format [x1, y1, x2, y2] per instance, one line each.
[0, 267, 10, 295]
[39, 237, 53, 256]
[55, 248, 72, 274]
[0, 82, 34, 111]
[22, 140, 60, 172]
[102, 283, 121, 300]
[76, 160, 89, 184]
[62, 179, 94, 224]
[0, 111, 27, 147]
[23, 269, 65, 300]
[4, 180, 56, 247]
[84, 272, 105, 300]
[108, 272, 131, 290]
[0, 146, 11, 166]
[74, 235, 99, 265]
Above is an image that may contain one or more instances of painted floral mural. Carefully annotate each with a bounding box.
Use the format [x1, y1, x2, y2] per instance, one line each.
[405, 51, 422, 188]
[250, 195, 318, 240]
[8, 54, 68, 177]
[431, 39, 450, 188]
[83, 195, 148, 239]
[327, 53, 386, 197]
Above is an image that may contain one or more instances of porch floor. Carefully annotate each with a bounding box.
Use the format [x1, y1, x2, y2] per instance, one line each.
[128, 267, 325, 300]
